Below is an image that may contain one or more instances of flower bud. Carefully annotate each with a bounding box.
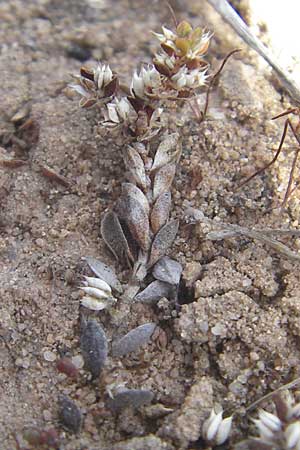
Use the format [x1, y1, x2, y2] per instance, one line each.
[202, 408, 232, 445]
[80, 276, 117, 311]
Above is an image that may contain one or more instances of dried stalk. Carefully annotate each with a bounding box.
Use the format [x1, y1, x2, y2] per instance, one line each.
[206, 221, 300, 262]
[206, 0, 300, 104]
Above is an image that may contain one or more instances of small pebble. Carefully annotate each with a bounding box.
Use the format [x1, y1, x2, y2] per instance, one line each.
[43, 350, 57, 362]
[43, 410, 52, 421]
[72, 355, 84, 369]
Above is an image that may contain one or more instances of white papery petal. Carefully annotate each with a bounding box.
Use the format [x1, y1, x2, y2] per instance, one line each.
[81, 296, 109, 311]
[131, 71, 145, 98]
[95, 65, 104, 89]
[203, 410, 223, 442]
[69, 84, 90, 97]
[253, 419, 275, 442]
[162, 26, 176, 41]
[258, 410, 282, 432]
[215, 416, 232, 445]
[80, 286, 110, 299]
[141, 67, 151, 86]
[286, 422, 300, 448]
[103, 65, 113, 84]
[116, 98, 131, 121]
[106, 103, 120, 123]
[83, 276, 111, 294]
[152, 32, 165, 42]
[171, 66, 187, 82]
[175, 75, 187, 88]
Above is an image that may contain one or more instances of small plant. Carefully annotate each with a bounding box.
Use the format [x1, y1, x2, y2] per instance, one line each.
[69, 18, 232, 301]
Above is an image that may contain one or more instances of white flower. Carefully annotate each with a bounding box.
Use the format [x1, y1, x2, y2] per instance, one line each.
[80, 276, 117, 311]
[131, 70, 145, 98]
[115, 97, 131, 121]
[94, 63, 113, 91]
[171, 66, 188, 88]
[202, 408, 232, 445]
[104, 98, 133, 125]
[130, 66, 161, 99]
[154, 53, 176, 70]
[152, 25, 177, 48]
[140, 65, 161, 88]
[106, 103, 120, 124]
[171, 66, 208, 89]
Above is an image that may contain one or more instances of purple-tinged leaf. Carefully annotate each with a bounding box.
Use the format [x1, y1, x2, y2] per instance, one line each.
[152, 256, 182, 286]
[150, 191, 171, 233]
[84, 257, 123, 293]
[273, 394, 289, 422]
[112, 322, 156, 357]
[135, 280, 173, 304]
[101, 211, 133, 265]
[104, 76, 118, 97]
[151, 133, 180, 172]
[58, 396, 82, 434]
[148, 219, 179, 267]
[122, 182, 150, 216]
[153, 163, 176, 201]
[107, 388, 154, 413]
[119, 195, 151, 251]
[124, 145, 149, 191]
[80, 320, 108, 379]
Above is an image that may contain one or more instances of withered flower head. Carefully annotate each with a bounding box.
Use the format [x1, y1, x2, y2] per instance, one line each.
[153, 20, 212, 69]
[69, 62, 118, 108]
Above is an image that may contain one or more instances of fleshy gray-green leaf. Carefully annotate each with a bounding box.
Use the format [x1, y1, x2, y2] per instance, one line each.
[101, 211, 133, 265]
[152, 256, 183, 286]
[112, 322, 156, 357]
[148, 219, 179, 267]
[153, 163, 176, 201]
[151, 133, 181, 172]
[85, 257, 123, 293]
[80, 319, 108, 379]
[135, 280, 173, 304]
[150, 191, 171, 234]
[106, 388, 154, 413]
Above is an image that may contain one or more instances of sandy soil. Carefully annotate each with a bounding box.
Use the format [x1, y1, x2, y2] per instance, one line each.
[1, 0, 300, 449]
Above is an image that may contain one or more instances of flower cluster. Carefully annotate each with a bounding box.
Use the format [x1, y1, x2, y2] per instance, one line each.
[249, 392, 300, 449]
[153, 21, 211, 78]
[80, 276, 117, 311]
[68, 20, 212, 134]
[69, 63, 117, 108]
[202, 407, 233, 446]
